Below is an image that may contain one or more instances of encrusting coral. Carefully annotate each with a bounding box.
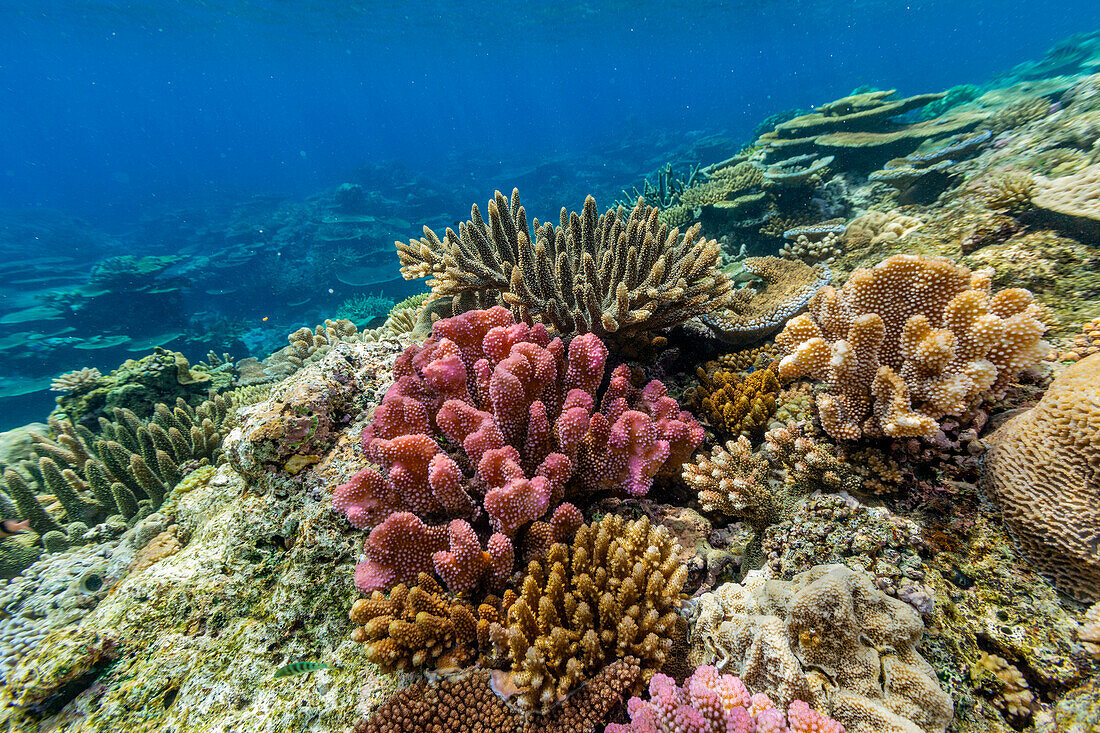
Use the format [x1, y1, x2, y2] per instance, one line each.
[688, 565, 954, 733]
[702, 257, 832, 345]
[606, 665, 844, 733]
[488, 514, 687, 714]
[980, 352, 1100, 602]
[395, 189, 732, 337]
[332, 306, 703, 594]
[776, 254, 1048, 440]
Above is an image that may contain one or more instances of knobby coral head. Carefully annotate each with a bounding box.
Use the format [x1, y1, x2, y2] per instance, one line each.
[333, 306, 703, 594]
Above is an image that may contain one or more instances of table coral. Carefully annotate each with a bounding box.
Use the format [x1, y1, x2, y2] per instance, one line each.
[607, 666, 844, 733]
[701, 257, 832, 345]
[333, 306, 703, 594]
[1032, 161, 1100, 237]
[689, 565, 954, 733]
[488, 514, 686, 714]
[396, 189, 732, 337]
[776, 254, 1048, 440]
[980, 352, 1100, 602]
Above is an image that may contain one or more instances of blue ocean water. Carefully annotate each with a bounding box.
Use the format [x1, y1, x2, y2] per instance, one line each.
[2, 0, 1100, 429]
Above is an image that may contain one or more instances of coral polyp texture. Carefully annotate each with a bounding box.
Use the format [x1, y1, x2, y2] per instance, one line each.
[980, 352, 1100, 602]
[332, 306, 703, 594]
[776, 254, 1048, 440]
[689, 565, 953, 733]
[1031, 161, 1100, 236]
[692, 365, 780, 438]
[606, 666, 844, 733]
[488, 514, 687, 714]
[395, 189, 732, 337]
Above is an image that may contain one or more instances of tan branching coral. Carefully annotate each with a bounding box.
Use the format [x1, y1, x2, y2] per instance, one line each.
[688, 565, 954, 733]
[987, 97, 1050, 133]
[692, 366, 780, 438]
[488, 515, 686, 713]
[980, 353, 1100, 602]
[396, 189, 732, 337]
[702, 257, 831, 344]
[684, 423, 858, 567]
[971, 651, 1034, 720]
[979, 170, 1037, 213]
[348, 572, 495, 672]
[49, 368, 102, 394]
[776, 254, 1048, 440]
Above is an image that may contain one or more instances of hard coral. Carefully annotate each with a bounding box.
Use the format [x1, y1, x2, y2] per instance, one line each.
[396, 189, 732, 337]
[354, 657, 640, 733]
[488, 514, 686, 713]
[692, 366, 780, 439]
[333, 307, 703, 593]
[980, 352, 1100, 602]
[777, 254, 1048, 440]
[607, 666, 844, 733]
[689, 565, 953, 733]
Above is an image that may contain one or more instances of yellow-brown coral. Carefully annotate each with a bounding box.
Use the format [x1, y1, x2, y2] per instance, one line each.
[694, 366, 780, 438]
[980, 352, 1100, 602]
[971, 651, 1034, 720]
[776, 254, 1048, 440]
[348, 572, 495, 672]
[488, 514, 685, 713]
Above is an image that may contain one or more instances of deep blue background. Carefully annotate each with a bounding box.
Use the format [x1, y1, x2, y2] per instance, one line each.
[3, 1, 1099, 227]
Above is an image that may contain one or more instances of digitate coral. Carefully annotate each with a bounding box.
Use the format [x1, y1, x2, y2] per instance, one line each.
[607, 665, 844, 733]
[488, 514, 686, 713]
[689, 565, 954, 733]
[979, 170, 1036, 214]
[780, 222, 847, 265]
[843, 211, 923, 249]
[396, 189, 732, 337]
[970, 651, 1034, 720]
[348, 571, 493, 672]
[333, 307, 703, 594]
[980, 352, 1100, 602]
[692, 366, 780, 439]
[702, 257, 831, 345]
[354, 657, 641, 733]
[777, 254, 1048, 440]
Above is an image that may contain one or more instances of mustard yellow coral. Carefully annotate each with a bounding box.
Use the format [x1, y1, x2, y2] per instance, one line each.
[694, 366, 780, 438]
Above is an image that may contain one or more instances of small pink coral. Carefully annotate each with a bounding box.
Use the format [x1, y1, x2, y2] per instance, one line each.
[332, 467, 398, 530]
[432, 519, 514, 594]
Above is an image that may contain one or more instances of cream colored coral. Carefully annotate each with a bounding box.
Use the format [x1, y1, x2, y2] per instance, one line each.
[689, 565, 953, 733]
[972, 651, 1034, 719]
[777, 255, 1048, 440]
[1080, 602, 1100, 659]
[981, 353, 1100, 602]
[844, 210, 923, 247]
[1032, 162, 1100, 222]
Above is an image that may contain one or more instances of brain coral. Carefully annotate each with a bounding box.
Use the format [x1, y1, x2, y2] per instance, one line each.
[776, 254, 1048, 440]
[689, 565, 953, 733]
[980, 352, 1100, 602]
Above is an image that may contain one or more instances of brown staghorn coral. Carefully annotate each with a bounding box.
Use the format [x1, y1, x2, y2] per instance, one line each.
[348, 572, 496, 672]
[488, 514, 686, 714]
[980, 352, 1100, 602]
[354, 657, 640, 733]
[688, 565, 954, 733]
[702, 256, 831, 345]
[776, 254, 1048, 440]
[692, 366, 780, 439]
[395, 189, 731, 337]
